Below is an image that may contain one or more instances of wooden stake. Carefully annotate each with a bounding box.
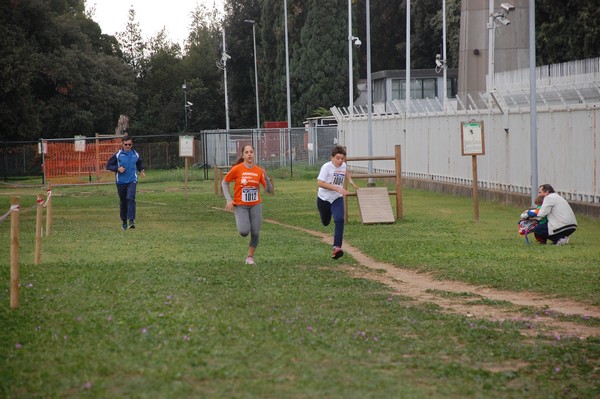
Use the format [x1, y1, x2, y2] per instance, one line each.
[45, 186, 52, 236]
[472, 155, 480, 222]
[35, 194, 43, 265]
[184, 157, 189, 200]
[10, 197, 20, 309]
[213, 164, 219, 195]
[395, 145, 403, 220]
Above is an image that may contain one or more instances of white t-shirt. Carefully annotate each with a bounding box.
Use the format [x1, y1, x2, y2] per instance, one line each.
[317, 161, 347, 203]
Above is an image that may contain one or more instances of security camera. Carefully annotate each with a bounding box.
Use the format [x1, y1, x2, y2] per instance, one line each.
[435, 59, 444, 68]
[500, 3, 515, 12]
[354, 38, 361, 48]
[186, 101, 193, 106]
[222, 52, 231, 60]
[498, 16, 511, 25]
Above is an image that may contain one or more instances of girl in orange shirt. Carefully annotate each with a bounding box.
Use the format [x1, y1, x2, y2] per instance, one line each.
[222, 144, 273, 265]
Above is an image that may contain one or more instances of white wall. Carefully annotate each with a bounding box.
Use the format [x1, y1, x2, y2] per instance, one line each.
[337, 105, 600, 203]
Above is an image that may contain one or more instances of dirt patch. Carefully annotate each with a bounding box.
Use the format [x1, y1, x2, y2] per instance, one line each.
[265, 218, 600, 339]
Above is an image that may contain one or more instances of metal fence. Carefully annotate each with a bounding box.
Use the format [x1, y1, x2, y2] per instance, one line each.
[0, 126, 339, 183]
[332, 59, 600, 205]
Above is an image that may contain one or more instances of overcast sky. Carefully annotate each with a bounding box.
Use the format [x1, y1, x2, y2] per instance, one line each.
[90, 0, 223, 47]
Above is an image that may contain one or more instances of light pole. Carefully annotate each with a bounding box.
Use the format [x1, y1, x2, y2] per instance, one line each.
[348, 0, 361, 116]
[487, 1, 514, 96]
[366, 0, 373, 183]
[434, 0, 447, 110]
[529, 0, 537, 203]
[182, 80, 189, 131]
[244, 19, 260, 130]
[284, 0, 292, 173]
[216, 29, 231, 131]
[442, 0, 447, 108]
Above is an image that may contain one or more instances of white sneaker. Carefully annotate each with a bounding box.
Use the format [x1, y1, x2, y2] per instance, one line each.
[555, 237, 570, 246]
[245, 256, 255, 265]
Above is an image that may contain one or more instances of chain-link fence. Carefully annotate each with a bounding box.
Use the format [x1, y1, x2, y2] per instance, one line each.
[1, 126, 339, 184]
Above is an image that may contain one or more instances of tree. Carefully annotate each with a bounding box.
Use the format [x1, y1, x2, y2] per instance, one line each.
[536, 0, 600, 65]
[117, 8, 145, 76]
[222, 0, 262, 128]
[0, 0, 136, 139]
[183, 3, 226, 130]
[293, 0, 348, 124]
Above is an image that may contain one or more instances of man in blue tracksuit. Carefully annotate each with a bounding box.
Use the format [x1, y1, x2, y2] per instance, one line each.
[106, 136, 145, 230]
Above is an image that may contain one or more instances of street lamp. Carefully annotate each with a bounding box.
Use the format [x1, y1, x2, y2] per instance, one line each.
[366, 0, 373, 183]
[487, 1, 514, 96]
[244, 19, 260, 130]
[216, 29, 231, 131]
[182, 81, 189, 131]
[434, 7, 448, 110]
[347, 0, 361, 116]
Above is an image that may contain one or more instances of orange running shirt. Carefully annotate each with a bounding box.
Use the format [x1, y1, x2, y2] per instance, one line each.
[223, 163, 267, 206]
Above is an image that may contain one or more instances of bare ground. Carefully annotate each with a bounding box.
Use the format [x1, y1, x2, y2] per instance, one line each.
[265, 218, 600, 339]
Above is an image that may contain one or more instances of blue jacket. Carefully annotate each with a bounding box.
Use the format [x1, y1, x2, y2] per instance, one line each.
[106, 149, 144, 184]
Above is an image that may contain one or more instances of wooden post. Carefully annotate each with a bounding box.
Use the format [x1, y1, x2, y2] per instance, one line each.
[472, 155, 480, 222]
[213, 164, 219, 195]
[184, 157, 189, 200]
[45, 186, 53, 236]
[343, 177, 349, 223]
[394, 145, 403, 220]
[35, 194, 43, 265]
[10, 197, 19, 309]
[218, 169, 224, 196]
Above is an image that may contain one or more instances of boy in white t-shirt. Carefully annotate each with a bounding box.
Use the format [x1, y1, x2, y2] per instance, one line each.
[317, 145, 358, 259]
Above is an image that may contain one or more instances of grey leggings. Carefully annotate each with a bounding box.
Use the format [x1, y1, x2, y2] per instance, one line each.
[234, 204, 262, 248]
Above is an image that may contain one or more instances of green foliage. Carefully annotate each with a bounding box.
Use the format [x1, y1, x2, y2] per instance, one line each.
[2, 0, 600, 139]
[536, 0, 600, 65]
[0, 0, 135, 139]
[0, 178, 599, 397]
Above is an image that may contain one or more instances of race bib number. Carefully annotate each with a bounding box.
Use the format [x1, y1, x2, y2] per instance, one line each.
[332, 172, 345, 186]
[242, 187, 259, 202]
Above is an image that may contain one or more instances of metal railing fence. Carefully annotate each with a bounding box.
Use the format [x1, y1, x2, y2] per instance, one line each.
[1, 126, 339, 184]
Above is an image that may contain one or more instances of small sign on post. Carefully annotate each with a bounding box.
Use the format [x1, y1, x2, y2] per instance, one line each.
[179, 136, 194, 199]
[461, 121, 485, 222]
[74, 135, 86, 152]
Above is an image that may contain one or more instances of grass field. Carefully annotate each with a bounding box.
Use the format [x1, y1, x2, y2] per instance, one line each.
[1, 171, 599, 398]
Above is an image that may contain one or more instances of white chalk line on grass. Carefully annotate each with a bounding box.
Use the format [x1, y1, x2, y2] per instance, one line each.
[138, 200, 168, 206]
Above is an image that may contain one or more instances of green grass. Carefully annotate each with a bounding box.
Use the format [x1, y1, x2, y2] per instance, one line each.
[1, 175, 599, 398]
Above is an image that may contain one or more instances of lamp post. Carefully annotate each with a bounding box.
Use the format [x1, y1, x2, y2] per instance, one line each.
[284, 0, 292, 174]
[529, 0, 537, 203]
[442, 0, 447, 108]
[182, 81, 188, 131]
[348, 0, 360, 116]
[216, 29, 231, 131]
[366, 0, 373, 183]
[244, 19, 260, 130]
[434, 0, 448, 110]
[487, 1, 513, 97]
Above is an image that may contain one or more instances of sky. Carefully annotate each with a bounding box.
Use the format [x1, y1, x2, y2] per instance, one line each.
[90, 0, 223, 47]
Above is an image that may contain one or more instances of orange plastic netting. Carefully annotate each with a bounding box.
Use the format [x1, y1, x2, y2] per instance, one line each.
[43, 138, 122, 184]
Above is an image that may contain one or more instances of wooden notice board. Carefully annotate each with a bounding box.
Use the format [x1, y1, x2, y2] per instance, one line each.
[356, 187, 395, 224]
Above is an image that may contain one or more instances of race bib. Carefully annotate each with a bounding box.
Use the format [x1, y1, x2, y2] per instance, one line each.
[332, 172, 345, 186]
[242, 187, 259, 203]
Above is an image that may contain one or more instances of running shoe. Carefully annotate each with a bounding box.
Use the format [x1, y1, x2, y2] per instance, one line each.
[332, 246, 344, 259]
[555, 236, 569, 246]
[245, 256, 255, 265]
[129, 220, 135, 229]
[122, 223, 128, 230]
